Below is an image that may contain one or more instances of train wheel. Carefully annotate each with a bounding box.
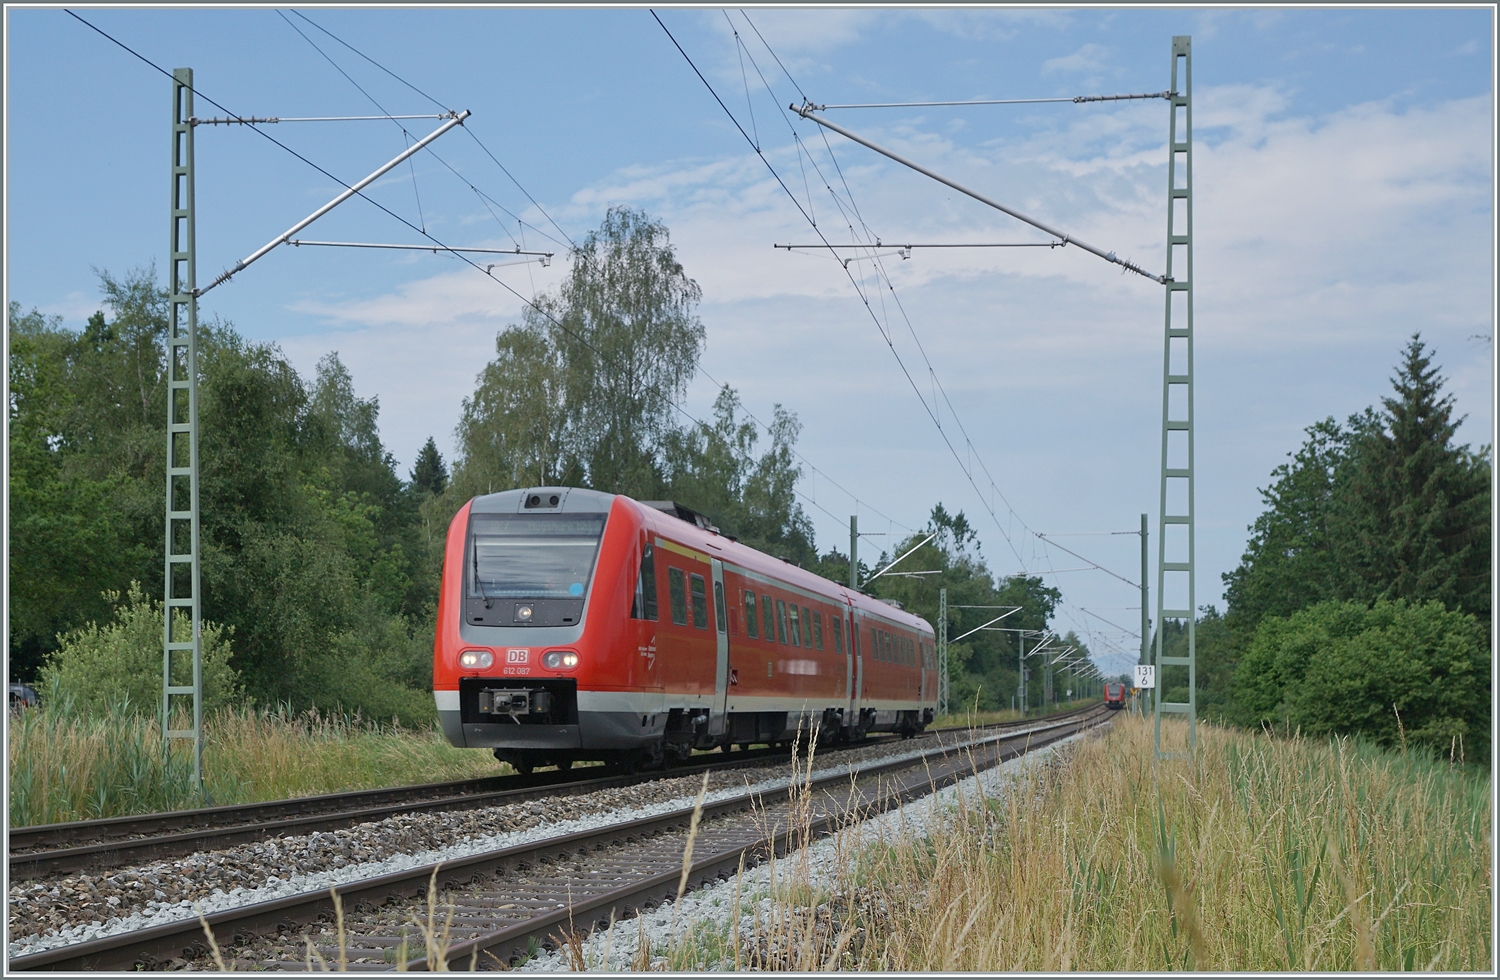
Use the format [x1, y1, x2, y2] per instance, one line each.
[556, 759, 573, 771]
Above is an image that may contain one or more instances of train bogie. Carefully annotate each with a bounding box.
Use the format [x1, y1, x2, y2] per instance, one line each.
[433, 488, 937, 768]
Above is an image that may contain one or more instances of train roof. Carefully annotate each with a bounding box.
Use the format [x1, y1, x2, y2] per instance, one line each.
[466, 487, 935, 637]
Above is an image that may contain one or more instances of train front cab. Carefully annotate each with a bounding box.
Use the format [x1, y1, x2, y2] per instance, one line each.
[433, 488, 666, 770]
[434, 487, 939, 771]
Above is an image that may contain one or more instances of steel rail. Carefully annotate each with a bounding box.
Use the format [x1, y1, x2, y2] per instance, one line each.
[10, 705, 1098, 879]
[8, 708, 1105, 971]
[6, 747, 784, 879]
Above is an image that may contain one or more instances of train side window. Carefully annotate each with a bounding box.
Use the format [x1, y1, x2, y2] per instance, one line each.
[762, 594, 775, 641]
[775, 600, 789, 644]
[630, 544, 658, 621]
[744, 592, 759, 638]
[713, 580, 727, 633]
[871, 629, 880, 661]
[690, 574, 708, 630]
[788, 605, 801, 647]
[812, 611, 823, 650]
[802, 607, 813, 647]
[832, 615, 843, 654]
[668, 568, 687, 625]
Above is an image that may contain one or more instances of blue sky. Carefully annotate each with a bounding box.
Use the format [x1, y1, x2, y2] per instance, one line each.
[6, 6, 1494, 675]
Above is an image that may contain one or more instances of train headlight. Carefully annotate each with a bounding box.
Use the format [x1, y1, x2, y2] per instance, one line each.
[515, 604, 534, 623]
[543, 650, 579, 670]
[459, 649, 494, 669]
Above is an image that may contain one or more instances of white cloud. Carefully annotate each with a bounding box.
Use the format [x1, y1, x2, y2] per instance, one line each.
[1043, 43, 1112, 75]
[274, 83, 1492, 621]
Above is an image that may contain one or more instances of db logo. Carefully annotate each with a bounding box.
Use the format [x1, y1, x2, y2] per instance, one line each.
[506, 649, 529, 665]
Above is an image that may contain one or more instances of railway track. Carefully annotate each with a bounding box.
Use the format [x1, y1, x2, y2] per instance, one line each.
[8, 705, 1108, 971]
[9, 704, 1098, 880]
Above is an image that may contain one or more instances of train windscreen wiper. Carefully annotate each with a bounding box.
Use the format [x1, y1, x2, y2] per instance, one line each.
[473, 545, 493, 609]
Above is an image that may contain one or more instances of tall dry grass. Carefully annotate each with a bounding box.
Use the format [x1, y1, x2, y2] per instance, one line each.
[8, 698, 500, 827]
[830, 714, 1491, 971]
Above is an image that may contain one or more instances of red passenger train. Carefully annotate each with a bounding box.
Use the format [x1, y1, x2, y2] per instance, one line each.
[434, 487, 937, 773]
[1103, 683, 1126, 709]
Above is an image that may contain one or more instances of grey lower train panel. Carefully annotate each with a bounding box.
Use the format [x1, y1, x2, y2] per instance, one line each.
[438, 709, 464, 746]
[459, 723, 582, 750]
[445, 713, 665, 751]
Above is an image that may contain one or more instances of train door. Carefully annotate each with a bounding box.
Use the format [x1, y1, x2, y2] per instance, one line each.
[919, 636, 927, 703]
[848, 606, 863, 727]
[709, 558, 730, 735]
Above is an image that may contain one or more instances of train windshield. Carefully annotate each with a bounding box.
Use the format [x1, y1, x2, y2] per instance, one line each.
[468, 513, 607, 600]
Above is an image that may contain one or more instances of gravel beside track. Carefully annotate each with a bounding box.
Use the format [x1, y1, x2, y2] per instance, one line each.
[5, 717, 1002, 954]
[7, 721, 1026, 962]
[10, 706, 1097, 881]
[515, 727, 1101, 972]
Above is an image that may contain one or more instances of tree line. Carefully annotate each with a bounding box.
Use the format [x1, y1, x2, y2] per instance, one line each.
[1178, 336, 1490, 761]
[7, 207, 920, 722]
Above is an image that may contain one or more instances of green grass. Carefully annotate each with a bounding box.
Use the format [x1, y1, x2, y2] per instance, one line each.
[658, 713, 1491, 971]
[8, 695, 501, 827]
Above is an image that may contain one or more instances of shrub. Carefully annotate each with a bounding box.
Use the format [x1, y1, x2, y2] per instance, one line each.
[1232, 598, 1488, 759]
[299, 601, 438, 726]
[39, 582, 241, 718]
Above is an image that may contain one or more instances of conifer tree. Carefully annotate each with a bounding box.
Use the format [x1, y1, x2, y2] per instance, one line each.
[410, 436, 449, 496]
[1337, 335, 1490, 621]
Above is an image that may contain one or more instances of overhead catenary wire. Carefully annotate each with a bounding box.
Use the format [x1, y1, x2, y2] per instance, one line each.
[736, 13, 1162, 608]
[656, 9, 1044, 576]
[776, 241, 1064, 250]
[696, 10, 1149, 675]
[728, 8, 1042, 573]
[732, 10, 1156, 614]
[67, 10, 897, 567]
[192, 113, 459, 124]
[802, 91, 1173, 110]
[288, 9, 578, 254]
[286, 9, 914, 542]
[1034, 532, 1139, 589]
[287, 240, 553, 258]
[790, 103, 1167, 284]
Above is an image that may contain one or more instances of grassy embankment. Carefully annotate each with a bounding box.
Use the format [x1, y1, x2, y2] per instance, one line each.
[7, 695, 1098, 828]
[7, 699, 499, 827]
[643, 713, 1490, 972]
